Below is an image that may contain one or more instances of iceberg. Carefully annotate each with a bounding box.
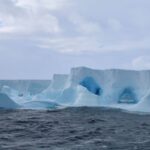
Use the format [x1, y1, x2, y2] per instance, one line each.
[0, 80, 51, 104]
[36, 67, 150, 112]
[1, 67, 150, 112]
[0, 93, 19, 109]
[0, 80, 50, 97]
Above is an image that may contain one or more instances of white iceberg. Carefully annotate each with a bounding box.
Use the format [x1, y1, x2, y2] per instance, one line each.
[36, 67, 150, 112]
[1, 67, 150, 112]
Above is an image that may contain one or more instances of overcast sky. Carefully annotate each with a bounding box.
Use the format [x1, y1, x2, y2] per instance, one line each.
[0, 0, 150, 79]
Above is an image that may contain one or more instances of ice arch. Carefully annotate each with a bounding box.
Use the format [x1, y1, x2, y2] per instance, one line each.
[119, 88, 137, 104]
[79, 77, 102, 96]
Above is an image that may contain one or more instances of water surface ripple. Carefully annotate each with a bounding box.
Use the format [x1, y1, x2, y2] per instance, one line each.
[0, 107, 150, 150]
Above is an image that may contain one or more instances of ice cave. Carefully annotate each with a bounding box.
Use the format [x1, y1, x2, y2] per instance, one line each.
[118, 88, 137, 104]
[79, 77, 102, 96]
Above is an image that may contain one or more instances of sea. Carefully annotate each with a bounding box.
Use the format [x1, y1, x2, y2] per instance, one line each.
[0, 107, 150, 150]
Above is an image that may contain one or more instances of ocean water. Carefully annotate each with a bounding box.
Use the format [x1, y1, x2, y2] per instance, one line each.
[0, 107, 150, 150]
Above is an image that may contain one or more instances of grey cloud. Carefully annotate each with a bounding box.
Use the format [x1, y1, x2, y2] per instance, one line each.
[0, 0, 150, 78]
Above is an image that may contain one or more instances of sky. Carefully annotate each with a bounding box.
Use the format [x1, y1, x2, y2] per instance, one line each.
[0, 0, 150, 79]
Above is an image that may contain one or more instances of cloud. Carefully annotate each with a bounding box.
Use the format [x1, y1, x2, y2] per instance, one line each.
[0, 0, 69, 34]
[38, 36, 103, 54]
[15, 0, 69, 10]
[68, 14, 102, 35]
[0, 0, 150, 54]
[132, 56, 150, 70]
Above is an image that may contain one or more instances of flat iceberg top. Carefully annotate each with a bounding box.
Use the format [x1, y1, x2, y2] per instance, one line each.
[71, 66, 150, 72]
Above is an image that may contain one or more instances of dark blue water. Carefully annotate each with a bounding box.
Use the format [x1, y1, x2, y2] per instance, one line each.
[0, 107, 150, 150]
